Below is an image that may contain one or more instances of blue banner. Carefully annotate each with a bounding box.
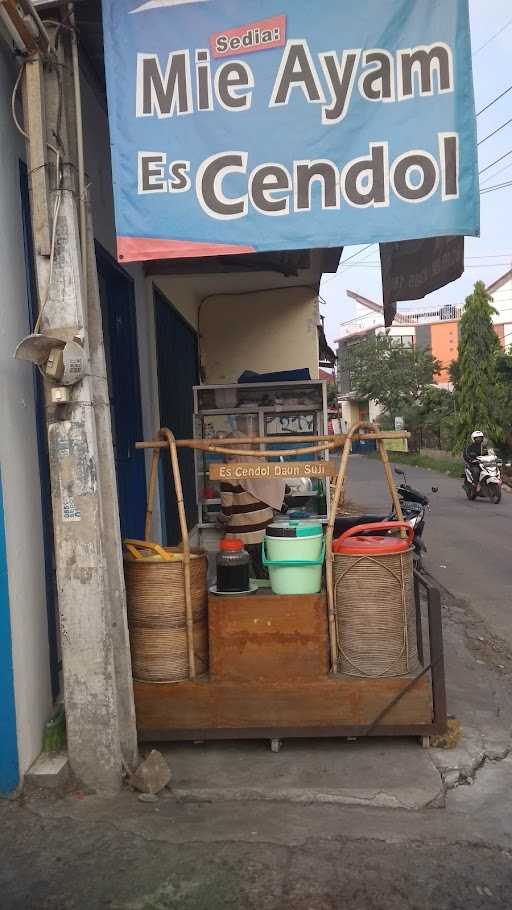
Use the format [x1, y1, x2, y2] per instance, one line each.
[102, 0, 479, 263]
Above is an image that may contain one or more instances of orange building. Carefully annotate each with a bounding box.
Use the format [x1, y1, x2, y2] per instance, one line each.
[336, 270, 512, 426]
[337, 268, 512, 392]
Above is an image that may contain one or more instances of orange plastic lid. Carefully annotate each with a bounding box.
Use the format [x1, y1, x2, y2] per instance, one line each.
[333, 535, 411, 556]
[220, 538, 244, 552]
[332, 521, 413, 556]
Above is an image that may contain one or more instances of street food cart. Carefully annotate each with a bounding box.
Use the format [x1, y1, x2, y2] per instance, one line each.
[128, 422, 447, 749]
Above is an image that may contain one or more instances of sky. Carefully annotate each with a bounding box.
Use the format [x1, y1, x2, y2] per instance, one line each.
[320, 0, 512, 345]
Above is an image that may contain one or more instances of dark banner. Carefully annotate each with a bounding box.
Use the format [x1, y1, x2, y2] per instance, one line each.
[380, 235, 464, 326]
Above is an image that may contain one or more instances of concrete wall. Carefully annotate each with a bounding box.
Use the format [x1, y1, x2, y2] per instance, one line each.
[491, 277, 512, 327]
[368, 400, 384, 423]
[200, 286, 319, 384]
[430, 321, 459, 384]
[0, 45, 52, 781]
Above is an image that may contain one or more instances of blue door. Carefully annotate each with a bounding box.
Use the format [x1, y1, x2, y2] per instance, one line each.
[0, 472, 19, 794]
[154, 290, 199, 546]
[96, 244, 147, 540]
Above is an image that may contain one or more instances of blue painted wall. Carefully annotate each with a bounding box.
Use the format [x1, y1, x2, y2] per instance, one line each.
[0, 469, 19, 794]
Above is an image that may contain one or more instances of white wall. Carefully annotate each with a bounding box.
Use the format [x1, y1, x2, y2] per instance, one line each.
[200, 286, 319, 383]
[341, 400, 359, 427]
[0, 45, 52, 777]
[368, 400, 385, 423]
[152, 276, 200, 331]
[491, 276, 512, 328]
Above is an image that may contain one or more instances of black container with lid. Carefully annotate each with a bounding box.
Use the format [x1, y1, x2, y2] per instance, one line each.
[216, 538, 251, 593]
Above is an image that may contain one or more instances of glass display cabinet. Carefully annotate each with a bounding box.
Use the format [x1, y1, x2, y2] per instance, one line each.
[193, 381, 330, 527]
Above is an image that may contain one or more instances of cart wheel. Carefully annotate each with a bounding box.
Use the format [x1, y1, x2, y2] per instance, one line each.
[421, 736, 430, 749]
[270, 739, 283, 753]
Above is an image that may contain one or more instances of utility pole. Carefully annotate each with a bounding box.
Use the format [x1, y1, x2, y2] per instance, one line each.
[20, 20, 137, 790]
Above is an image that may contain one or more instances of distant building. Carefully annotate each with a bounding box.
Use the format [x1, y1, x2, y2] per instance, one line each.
[336, 270, 512, 427]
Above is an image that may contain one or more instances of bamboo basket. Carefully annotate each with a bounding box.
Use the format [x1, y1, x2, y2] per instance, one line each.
[333, 544, 419, 678]
[123, 428, 208, 683]
[325, 422, 418, 676]
[124, 541, 208, 683]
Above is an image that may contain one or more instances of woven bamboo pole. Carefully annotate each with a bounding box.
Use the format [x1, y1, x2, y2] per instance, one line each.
[140, 440, 338, 458]
[135, 431, 408, 451]
[159, 428, 196, 680]
[377, 439, 405, 532]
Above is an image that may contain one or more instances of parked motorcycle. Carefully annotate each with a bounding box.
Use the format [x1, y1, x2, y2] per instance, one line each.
[334, 468, 436, 571]
[463, 451, 502, 504]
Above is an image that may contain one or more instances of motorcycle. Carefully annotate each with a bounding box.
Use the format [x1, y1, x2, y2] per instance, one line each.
[334, 468, 436, 571]
[463, 451, 502, 504]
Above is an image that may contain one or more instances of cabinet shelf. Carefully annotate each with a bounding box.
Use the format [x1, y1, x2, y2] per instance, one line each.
[193, 381, 330, 528]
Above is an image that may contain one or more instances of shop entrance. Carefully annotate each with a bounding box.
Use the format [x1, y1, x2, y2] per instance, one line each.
[154, 289, 199, 545]
[96, 244, 147, 540]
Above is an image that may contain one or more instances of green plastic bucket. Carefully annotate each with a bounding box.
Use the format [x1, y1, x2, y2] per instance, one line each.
[262, 521, 325, 595]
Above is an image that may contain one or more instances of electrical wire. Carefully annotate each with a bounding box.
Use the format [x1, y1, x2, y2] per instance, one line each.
[479, 148, 512, 175]
[480, 160, 512, 184]
[480, 179, 512, 195]
[474, 16, 512, 56]
[329, 255, 512, 266]
[11, 63, 29, 140]
[478, 117, 512, 146]
[477, 84, 512, 117]
[331, 263, 512, 271]
[322, 244, 376, 286]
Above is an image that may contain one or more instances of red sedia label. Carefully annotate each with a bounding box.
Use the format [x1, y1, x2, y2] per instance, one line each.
[210, 15, 286, 59]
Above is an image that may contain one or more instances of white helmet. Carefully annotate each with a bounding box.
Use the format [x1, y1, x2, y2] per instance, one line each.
[471, 430, 484, 442]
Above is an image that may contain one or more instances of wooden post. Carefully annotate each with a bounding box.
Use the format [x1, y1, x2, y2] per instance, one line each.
[160, 429, 196, 680]
[21, 56, 51, 258]
[378, 439, 405, 525]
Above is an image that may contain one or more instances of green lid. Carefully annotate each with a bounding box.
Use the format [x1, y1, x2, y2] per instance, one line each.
[296, 523, 323, 537]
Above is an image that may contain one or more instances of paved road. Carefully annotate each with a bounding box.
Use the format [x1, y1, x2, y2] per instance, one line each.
[345, 456, 512, 646]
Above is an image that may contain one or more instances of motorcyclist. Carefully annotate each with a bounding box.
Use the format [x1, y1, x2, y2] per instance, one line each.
[463, 430, 488, 490]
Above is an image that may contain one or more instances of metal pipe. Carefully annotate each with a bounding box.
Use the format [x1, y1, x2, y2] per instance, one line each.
[68, 3, 87, 307]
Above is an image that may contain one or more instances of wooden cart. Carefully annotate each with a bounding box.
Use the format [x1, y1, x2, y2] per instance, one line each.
[132, 424, 447, 747]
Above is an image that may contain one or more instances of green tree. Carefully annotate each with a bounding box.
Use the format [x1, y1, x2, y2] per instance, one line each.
[326, 382, 338, 409]
[496, 348, 512, 454]
[346, 334, 440, 417]
[414, 386, 456, 451]
[451, 281, 502, 452]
